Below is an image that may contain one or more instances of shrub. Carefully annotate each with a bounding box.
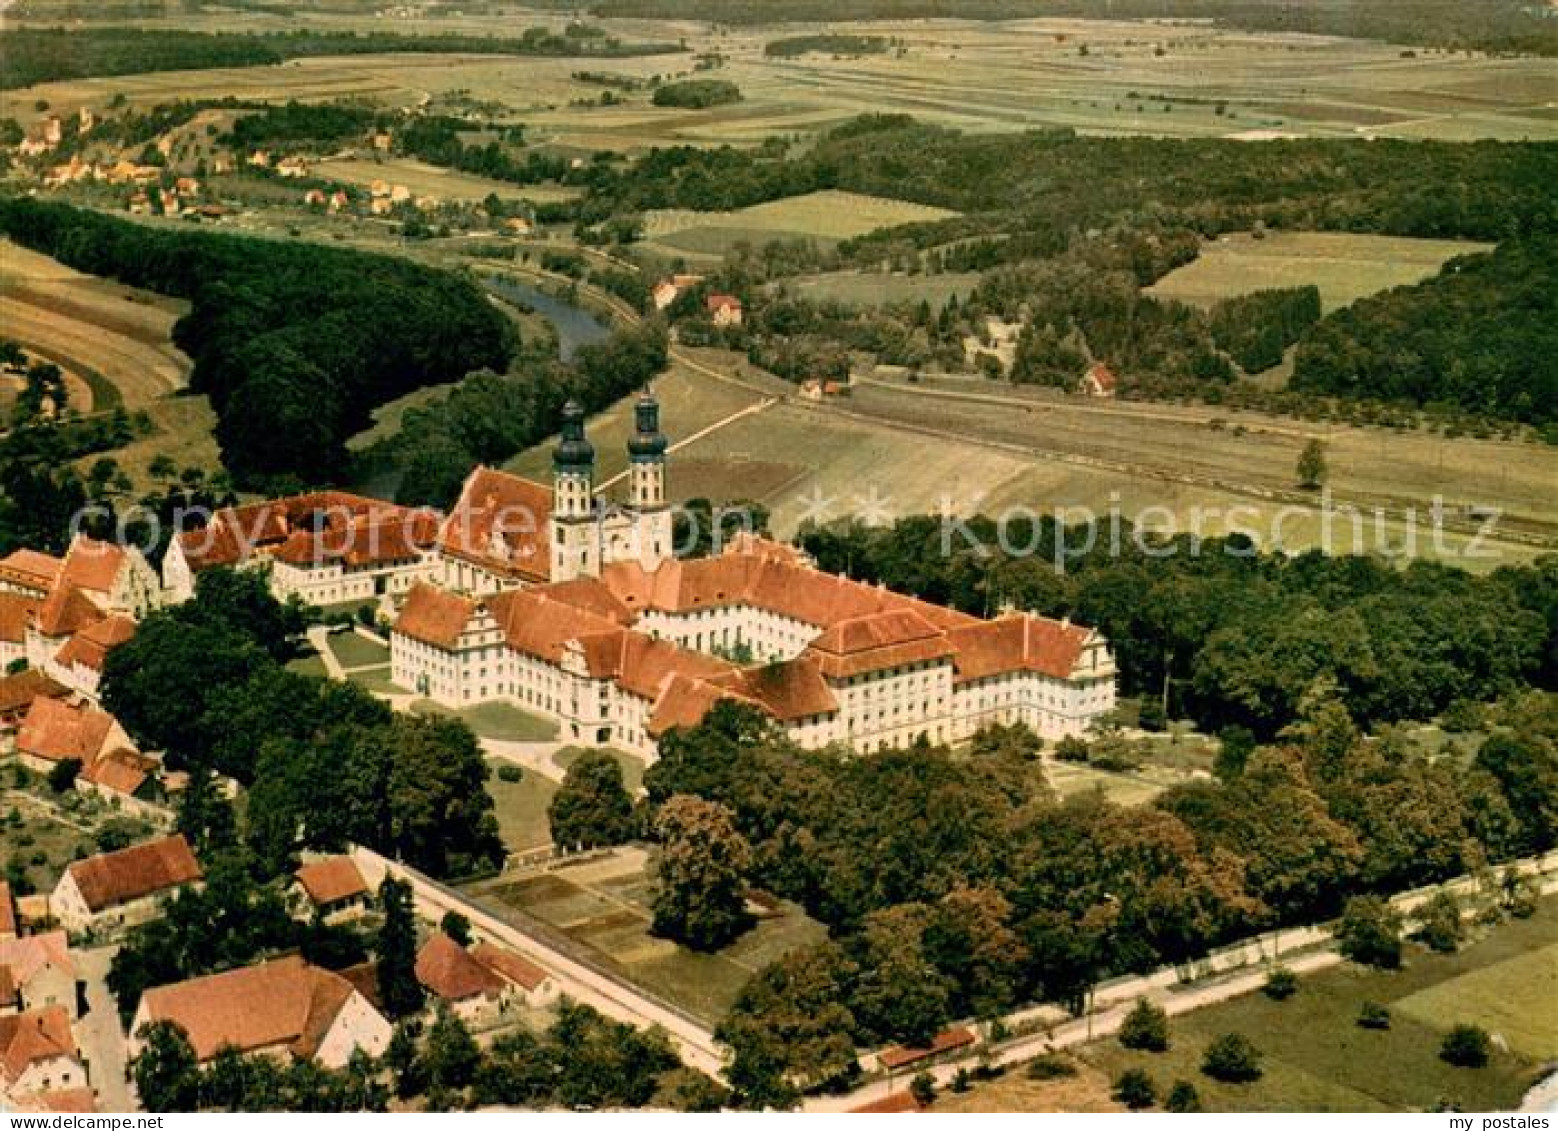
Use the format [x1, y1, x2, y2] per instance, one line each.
[1262, 967, 1298, 1001]
[1440, 1025, 1491, 1068]
[1201, 1033, 1263, 1083]
[1054, 736, 1090, 762]
[1357, 1001, 1391, 1030]
[1414, 891, 1464, 954]
[496, 764, 523, 783]
[1165, 1080, 1201, 1112]
[950, 1067, 971, 1093]
[1112, 1068, 1157, 1110]
[1337, 896, 1404, 969]
[1119, 998, 1170, 1052]
[909, 1071, 936, 1107]
[1026, 1054, 1077, 1080]
[47, 757, 83, 793]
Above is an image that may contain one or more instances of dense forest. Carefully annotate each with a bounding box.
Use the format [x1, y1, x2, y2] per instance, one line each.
[657, 688, 1556, 1104]
[798, 515, 1557, 738]
[1209, 285, 1323, 374]
[0, 198, 514, 489]
[590, 0, 1558, 55]
[0, 25, 682, 89]
[1292, 238, 1558, 425]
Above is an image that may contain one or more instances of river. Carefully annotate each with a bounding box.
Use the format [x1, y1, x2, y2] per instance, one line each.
[482, 275, 611, 361]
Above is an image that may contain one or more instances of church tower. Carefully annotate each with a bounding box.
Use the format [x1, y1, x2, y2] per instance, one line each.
[627, 390, 673, 571]
[550, 400, 599, 582]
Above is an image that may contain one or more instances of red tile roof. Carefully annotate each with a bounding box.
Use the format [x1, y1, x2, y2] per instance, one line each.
[879, 1026, 976, 1071]
[0, 592, 40, 644]
[850, 1091, 923, 1113]
[80, 748, 156, 798]
[34, 582, 103, 638]
[436, 467, 552, 584]
[943, 614, 1092, 683]
[394, 582, 477, 650]
[1082, 361, 1118, 393]
[296, 857, 369, 907]
[58, 535, 126, 596]
[806, 608, 956, 679]
[16, 698, 116, 765]
[137, 956, 365, 1062]
[416, 933, 505, 1002]
[0, 1006, 78, 1086]
[470, 941, 550, 992]
[53, 614, 136, 672]
[178, 491, 429, 573]
[0, 670, 68, 719]
[12, 1087, 97, 1113]
[706, 293, 742, 313]
[0, 549, 62, 594]
[64, 834, 201, 912]
[0, 932, 73, 986]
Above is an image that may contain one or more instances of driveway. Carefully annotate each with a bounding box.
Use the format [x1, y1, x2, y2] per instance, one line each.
[74, 944, 135, 1112]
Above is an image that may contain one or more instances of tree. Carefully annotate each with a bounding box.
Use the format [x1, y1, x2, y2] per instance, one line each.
[848, 904, 954, 1047]
[439, 910, 472, 947]
[1296, 439, 1327, 490]
[651, 795, 753, 951]
[1262, 967, 1299, 1000]
[716, 942, 858, 1109]
[1357, 1001, 1391, 1030]
[132, 1020, 201, 1112]
[1440, 1025, 1491, 1068]
[1201, 1033, 1263, 1083]
[910, 1071, 937, 1107]
[1413, 890, 1464, 953]
[548, 749, 636, 850]
[1336, 896, 1404, 969]
[924, 886, 1027, 1019]
[375, 878, 424, 1020]
[387, 714, 503, 876]
[1165, 1080, 1202, 1112]
[175, 769, 237, 858]
[1112, 1068, 1157, 1110]
[422, 1007, 482, 1095]
[1118, 998, 1169, 1052]
[46, 757, 82, 793]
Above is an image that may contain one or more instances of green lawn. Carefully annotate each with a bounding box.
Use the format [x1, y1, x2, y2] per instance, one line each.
[410, 699, 560, 742]
[485, 759, 558, 853]
[349, 667, 407, 695]
[1081, 900, 1558, 1111]
[328, 630, 390, 670]
[285, 653, 328, 679]
[1045, 760, 1164, 807]
[554, 746, 647, 793]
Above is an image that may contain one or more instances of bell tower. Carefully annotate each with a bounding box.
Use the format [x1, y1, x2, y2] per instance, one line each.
[550, 400, 599, 581]
[627, 389, 673, 571]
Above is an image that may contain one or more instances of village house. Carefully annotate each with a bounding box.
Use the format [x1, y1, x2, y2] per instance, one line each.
[0, 1007, 86, 1107]
[651, 273, 703, 311]
[161, 491, 439, 607]
[294, 857, 371, 924]
[328, 190, 351, 213]
[12, 697, 134, 778]
[50, 835, 202, 934]
[1078, 361, 1118, 398]
[502, 215, 532, 236]
[275, 156, 308, 179]
[391, 399, 1116, 756]
[799, 378, 847, 402]
[0, 671, 67, 734]
[0, 933, 76, 1019]
[415, 934, 557, 1026]
[130, 956, 392, 1069]
[706, 293, 743, 327]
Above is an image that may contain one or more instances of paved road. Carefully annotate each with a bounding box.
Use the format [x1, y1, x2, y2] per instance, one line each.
[74, 945, 135, 1113]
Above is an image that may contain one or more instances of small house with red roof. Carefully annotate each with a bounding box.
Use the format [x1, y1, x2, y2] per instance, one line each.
[1078, 361, 1118, 398]
[50, 835, 202, 933]
[294, 856, 371, 924]
[706, 293, 743, 327]
[0, 1006, 85, 1106]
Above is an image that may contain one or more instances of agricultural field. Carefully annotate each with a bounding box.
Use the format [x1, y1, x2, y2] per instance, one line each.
[507, 354, 1558, 570]
[313, 156, 582, 205]
[778, 269, 982, 308]
[640, 190, 959, 261]
[1076, 899, 1558, 1112]
[0, 239, 191, 411]
[1147, 231, 1494, 313]
[468, 846, 829, 1024]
